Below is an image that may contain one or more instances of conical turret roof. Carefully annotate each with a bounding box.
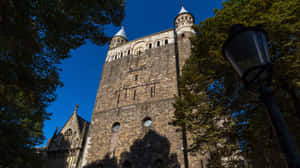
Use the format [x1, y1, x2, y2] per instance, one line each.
[114, 26, 127, 39]
[178, 6, 189, 14]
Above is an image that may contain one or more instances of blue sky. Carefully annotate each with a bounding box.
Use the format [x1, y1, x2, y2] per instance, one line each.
[42, 0, 223, 146]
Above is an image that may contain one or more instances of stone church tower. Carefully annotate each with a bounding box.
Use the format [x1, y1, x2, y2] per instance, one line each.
[81, 6, 205, 168]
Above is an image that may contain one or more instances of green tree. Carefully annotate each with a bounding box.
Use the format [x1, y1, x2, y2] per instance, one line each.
[173, 0, 299, 167]
[0, 0, 125, 167]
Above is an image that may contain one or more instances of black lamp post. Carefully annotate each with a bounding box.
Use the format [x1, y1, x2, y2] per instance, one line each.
[222, 24, 300, 168]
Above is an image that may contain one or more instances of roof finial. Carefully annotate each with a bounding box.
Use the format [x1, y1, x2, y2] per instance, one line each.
[74, 104, 79, 114]
[181, 0, 184, 7]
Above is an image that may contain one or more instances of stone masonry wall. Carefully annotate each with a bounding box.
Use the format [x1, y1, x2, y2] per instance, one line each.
[82, 42, 185, 167]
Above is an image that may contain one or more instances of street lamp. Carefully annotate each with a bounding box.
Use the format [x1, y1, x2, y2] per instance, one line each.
[222, 24, 300, 168]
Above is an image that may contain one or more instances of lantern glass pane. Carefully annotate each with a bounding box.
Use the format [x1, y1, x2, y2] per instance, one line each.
[256, 32, 271, 63]
[224, 30, 269, 77]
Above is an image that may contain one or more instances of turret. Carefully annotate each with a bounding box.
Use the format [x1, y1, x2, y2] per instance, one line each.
[109, 26, 128, 49]
[174, 6, 195, 35]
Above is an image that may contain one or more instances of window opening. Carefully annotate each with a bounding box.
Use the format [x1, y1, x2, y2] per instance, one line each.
[133, 90, 136, 100]
[117, 93, 120, 104]
[135, 75, 138, 81]
[165, 39, 168, 45]
[65, 128, 72, 136]
[112, 122, 120, 132]
[121, 52, 123, 57]
[157, 41, 160, 47]
[149, 43, 152, 48]
[128, 50, 130, 55]
[201, 160, 204, 168]
[150, 86, 155, 97]
[143, 117, 152, 127]
[182, 33, 185, 38]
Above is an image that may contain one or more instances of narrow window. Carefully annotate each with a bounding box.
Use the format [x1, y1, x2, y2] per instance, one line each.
[150, 87, 153, 97]
[121, 52, 123, 58]
[182, 33, 185, 38]
[150, 86, 155, 97]
[165, 39, 168, 45]
[135, 75, 138, 81]
[157, 41, 160, 47]
[133, 90, 136, 100]
[149, 43, 152, 48]
[124, 89, 127, 98]
[128, 50, 130, 55]
[201, 160, 204, 168]
[117, 93, 120, 104]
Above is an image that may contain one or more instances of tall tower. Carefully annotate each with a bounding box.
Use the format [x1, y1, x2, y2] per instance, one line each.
[81, 6, 200, 168]
[174, 6, 195, 71]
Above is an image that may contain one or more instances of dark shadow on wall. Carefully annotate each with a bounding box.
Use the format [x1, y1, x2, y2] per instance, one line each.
[46, 132, 73, 168]
[84, 130, 181, 168]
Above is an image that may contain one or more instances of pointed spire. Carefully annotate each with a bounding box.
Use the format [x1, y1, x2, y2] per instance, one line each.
[73, 104, 79, 115]
[178, 5, 189, 14]
[114, 26, 127, 39]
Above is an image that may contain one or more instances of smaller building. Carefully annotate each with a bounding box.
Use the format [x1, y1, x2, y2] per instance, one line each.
[44, 105, 89, 168]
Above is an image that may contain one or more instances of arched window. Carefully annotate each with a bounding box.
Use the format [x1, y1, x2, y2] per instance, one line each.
[157, 41, 160, 47]
[165, 39, 168, 45]
[65, 128, 72, 136]
[112, 122, 120, 132]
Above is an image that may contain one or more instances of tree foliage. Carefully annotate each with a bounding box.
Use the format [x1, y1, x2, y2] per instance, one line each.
[173, 0, 300, 167]
[0, 0, 125, 167]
